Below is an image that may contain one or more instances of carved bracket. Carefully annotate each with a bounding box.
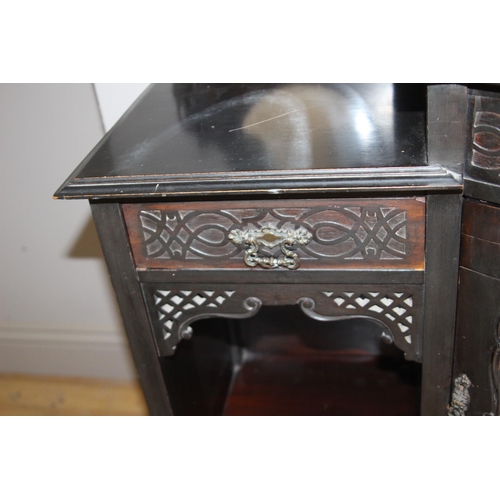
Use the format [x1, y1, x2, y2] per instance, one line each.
[297, 290, 421, 362]
[144, 284, 423, 361]
[143, 287, 262, 355]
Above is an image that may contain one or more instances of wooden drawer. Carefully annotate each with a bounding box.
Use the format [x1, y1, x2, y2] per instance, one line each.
[123, 198, 426, 271]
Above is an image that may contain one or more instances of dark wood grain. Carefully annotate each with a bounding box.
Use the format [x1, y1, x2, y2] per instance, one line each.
[137, 269, 425, 285]
[90, 201, 172, 415]
[124, 198, 426, 271]
[420, 194, 462, 415]
[462, 198, 500, 243]
[464, 92, 500, 204]
[453, 268, 500, 415]
[223, 352, 421, 416]
[454, 196, 500, 415]
[54, 84, 476, 416]
[223, 307, 421, 416]
[56, 84, 426, 183]
[423, 91, 467, 402]
[427, 84, 468, 176]
[461, 235, 500, 279]
[53, 84, 463, 200]
[159, 318, 235, 416]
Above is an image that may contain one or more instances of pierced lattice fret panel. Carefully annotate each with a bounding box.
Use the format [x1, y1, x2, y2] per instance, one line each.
[154, 289, 236, 340]
[323, 291, 415, 345]
[143, 283, 423, 360]
[144, 286, 263, 356]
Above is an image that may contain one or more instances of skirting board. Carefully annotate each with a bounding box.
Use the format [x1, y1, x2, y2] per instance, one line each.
[0, 323, 137, 380]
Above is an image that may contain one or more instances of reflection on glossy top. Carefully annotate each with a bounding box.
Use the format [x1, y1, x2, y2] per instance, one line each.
[74, 83, 427, 180]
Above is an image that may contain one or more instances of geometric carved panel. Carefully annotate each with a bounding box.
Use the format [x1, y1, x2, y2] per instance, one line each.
[125, 198, 425, 270]
[471, 110, 500, 170]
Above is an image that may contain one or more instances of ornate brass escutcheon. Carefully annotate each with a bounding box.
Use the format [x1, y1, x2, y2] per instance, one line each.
[229, 224, 313, 270]
[448, 374, 472, 416]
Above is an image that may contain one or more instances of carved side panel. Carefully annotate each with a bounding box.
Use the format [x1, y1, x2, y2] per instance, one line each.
[471, 111, 500, 170]
[143, 283, 423, 360]
[467, 95, 500, 185]
[124, 198, 425, 270]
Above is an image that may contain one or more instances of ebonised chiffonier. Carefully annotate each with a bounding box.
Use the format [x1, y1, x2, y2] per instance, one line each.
[55, 84, 470, 416]
[449, 87, 500, 416]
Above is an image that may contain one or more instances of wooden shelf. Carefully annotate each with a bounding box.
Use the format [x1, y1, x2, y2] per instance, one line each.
[224, 350, 421, 416]
[168, 306, 422, 416]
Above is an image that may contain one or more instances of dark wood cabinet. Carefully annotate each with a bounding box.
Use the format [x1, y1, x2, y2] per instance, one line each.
[449, 88, 500, 415]
[55, 83, 477, 415]
[451, 205, 500, 416]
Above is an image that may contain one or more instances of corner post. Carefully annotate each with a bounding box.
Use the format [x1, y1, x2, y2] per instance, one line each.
[90, 201, 172, 415]
[421, 84, 467, 415]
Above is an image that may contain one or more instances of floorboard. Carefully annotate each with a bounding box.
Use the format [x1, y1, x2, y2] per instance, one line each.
[0, 374, 148, 416]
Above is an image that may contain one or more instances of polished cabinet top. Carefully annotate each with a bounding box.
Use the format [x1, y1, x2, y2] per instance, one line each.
[54, 83, 461, 199]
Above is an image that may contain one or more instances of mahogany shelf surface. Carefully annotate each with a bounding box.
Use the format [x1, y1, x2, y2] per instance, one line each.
[223, 352, 421, 416]
[223, 306, 421, 416]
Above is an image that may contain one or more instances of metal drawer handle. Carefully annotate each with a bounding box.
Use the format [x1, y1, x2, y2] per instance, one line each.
[228, 224, 312, 270]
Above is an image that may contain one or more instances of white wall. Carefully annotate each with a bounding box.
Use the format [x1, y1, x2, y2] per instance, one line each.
[0, 83, 149, 380]
[94, 83, 149, 131]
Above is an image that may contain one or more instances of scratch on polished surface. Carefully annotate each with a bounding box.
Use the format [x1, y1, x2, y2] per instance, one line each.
[228, 108, 305, 132]
[53, 84, 431, 199]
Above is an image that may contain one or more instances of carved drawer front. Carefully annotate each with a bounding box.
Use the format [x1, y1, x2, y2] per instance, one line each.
[123, 198, 426, 271]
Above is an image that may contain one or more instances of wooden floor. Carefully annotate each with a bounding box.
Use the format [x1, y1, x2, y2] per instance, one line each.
[0, 374, 149, 416]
